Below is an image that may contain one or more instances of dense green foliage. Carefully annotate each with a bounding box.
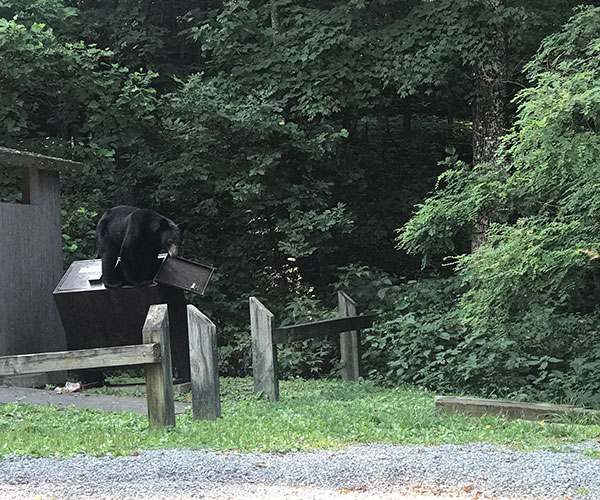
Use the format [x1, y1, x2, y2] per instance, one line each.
[2, 378, 600, 457]
[3, 1, 600, 405]
[399, 6, 600, 406]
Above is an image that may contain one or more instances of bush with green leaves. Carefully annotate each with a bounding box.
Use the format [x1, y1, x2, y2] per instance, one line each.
[397, 5, 600, 406]
[334, 266, 465, 390]
[60, 207, 99, 267]
[335, 262, 600, 408]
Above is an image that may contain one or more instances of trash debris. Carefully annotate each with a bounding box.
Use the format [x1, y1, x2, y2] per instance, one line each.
[53, 382, 82, 394]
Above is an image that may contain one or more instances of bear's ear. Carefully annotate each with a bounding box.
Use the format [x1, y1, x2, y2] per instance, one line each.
[159, 218, 170, 231]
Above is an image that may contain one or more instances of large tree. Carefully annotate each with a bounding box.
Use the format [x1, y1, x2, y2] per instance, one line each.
[470, 0, 507, 251]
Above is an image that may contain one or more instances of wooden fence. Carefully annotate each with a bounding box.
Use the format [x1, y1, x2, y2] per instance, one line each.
[250, 292, 373, 402]
[0, 296, 222, 427]
[0, 303, 222, 425]
[0, 304, 175, 427]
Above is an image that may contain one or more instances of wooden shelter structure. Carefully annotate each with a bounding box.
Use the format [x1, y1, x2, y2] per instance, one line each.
[0, 146, 81, 386]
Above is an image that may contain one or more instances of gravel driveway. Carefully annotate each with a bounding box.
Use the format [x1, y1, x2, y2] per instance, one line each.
[1, 442, 599, 500]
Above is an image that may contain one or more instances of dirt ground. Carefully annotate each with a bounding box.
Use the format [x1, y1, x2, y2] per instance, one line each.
[0, 386, 190, 414]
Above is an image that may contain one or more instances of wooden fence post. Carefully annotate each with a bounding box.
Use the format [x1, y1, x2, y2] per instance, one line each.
[187, 305, 221, 420]
[143, 304, 175, 427]
[250, 297, 279, 402]
[338, 291, 361, 381]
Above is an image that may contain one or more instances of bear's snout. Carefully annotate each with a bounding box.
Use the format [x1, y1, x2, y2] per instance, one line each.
[168, 244, 179, 258]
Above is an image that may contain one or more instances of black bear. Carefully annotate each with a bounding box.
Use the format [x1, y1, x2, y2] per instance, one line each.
[96, 205, 183, 288]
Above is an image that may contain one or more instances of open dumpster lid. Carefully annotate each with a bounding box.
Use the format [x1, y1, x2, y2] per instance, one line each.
[155, 256, 214, 296]
[54, 256, 214, 296]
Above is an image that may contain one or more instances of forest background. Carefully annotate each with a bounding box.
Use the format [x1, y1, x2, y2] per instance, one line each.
[3, 0, 600, 407]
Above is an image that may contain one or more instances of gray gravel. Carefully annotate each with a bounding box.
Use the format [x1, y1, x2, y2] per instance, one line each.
[1, 443, 599, 500]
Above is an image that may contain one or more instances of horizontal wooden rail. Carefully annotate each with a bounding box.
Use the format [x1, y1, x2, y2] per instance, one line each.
[0, 344, 160, 376]
[272, 315, 373, 344]
[251, 294, 372, 402]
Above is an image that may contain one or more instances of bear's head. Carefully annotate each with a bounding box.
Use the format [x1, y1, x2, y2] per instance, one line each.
[159, 218, 184, 258]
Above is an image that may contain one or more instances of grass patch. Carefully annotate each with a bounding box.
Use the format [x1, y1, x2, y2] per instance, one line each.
[1, 377, 600, 458]
[103, 371, 145, 386]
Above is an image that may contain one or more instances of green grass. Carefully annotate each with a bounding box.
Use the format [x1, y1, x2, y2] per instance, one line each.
[1, 377, 600, 458]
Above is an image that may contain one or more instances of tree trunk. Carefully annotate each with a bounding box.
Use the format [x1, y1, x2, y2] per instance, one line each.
[271, 1, 282, 31]
[471, 0, 507, 252]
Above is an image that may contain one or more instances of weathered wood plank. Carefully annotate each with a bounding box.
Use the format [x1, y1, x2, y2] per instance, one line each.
[338, 292, 361, 381]
[21, 166, 39, 204]
[0, 344, 160, 376]
[272, 315, 373, 344]
[0, 168, 66, 387]
[187, 305, 221, 420]
[435, 396, 600, 421]
[143, 305, 175, 427]
[250, 297, 279, 402]
[0, 146, 82, 171]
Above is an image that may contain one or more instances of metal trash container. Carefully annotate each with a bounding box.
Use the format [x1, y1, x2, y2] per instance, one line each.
[53, 256, 213, 381]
